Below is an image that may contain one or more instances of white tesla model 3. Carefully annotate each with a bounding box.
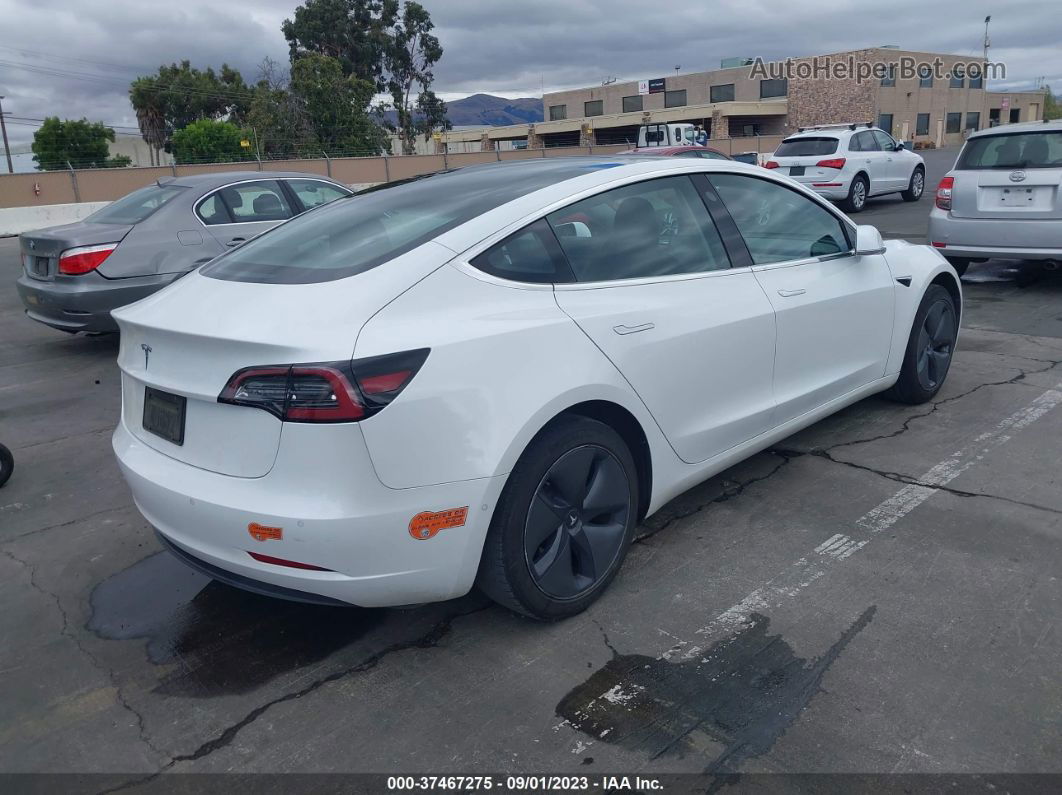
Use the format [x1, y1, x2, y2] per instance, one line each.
[112, 157, 961, 619]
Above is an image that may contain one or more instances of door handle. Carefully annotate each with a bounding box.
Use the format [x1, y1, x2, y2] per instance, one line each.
[226, 238, 247, 247]
[777, 288, 806, 297]
[613, 322, 655, 335]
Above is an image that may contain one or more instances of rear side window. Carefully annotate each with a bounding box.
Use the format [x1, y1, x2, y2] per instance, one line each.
[288, 179, 350, 211]
[957, 132, 1062, 170]
[216, 180, 293, 222]
[471, 219, 573, 284]
[545, 176, 731, 282]
[709, 174, 852, 265]
[87, 184, 185, 225]
[774, 137, 838, 157]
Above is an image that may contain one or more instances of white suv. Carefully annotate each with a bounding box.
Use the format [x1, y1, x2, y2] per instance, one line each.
[767, 123, 926, 212]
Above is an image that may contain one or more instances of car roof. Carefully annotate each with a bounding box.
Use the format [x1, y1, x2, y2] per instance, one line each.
[783, 125, 881, 141]
[623, 146, 729, 156]
[166, 171, 346, 190]
[967, 119, 1062, 139]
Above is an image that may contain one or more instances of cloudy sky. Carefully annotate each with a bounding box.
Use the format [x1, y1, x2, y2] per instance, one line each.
[1, 0, 1059, 148]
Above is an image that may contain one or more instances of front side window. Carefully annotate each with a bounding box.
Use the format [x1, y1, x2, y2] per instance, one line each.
[760, 78, 787, 98]
[549, 104, 567, 121]
[622, 95, 643, 113]
[664, 89, 687, 108]
[216, 180, 293, 223]
[584, 100, 603, 117]
[774, 136, 838, 157]
[957, 132, 1062, 170]
[708, 174, 851, 265]
[87, 184, 185, 225]
[710, 83, 735, 103]
[471, 219, 572, 284]
[546, 176, 730, 282]
[288, 179, 349, 211]
[945, 112, 963, 134]
[916, 113, 931, 136]
[873, 130, 897, 151]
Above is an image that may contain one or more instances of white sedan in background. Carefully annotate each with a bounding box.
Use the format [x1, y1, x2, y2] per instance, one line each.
[113, 157, 961, 620]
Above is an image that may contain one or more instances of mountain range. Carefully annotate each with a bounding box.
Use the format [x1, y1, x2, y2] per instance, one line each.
[382, 94, 544, 127]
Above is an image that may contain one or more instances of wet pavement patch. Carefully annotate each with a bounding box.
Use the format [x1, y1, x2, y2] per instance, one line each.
[88, 551, 386, 697]
[556, 607, 875, 777]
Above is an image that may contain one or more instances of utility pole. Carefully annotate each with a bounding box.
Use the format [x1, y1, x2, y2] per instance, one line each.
[982, 15, 991, 87]
[0, 96, 13, 174]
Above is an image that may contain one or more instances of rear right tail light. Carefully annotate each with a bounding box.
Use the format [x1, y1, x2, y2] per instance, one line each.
[764, 160, 780, 169]
[58, 243, 118, 275]
[219, 348, 429, 423]
[935, 177, 954, 210]
[816, 158, 847, 170]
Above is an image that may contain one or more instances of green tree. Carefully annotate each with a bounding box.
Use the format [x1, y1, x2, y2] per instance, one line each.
[170, 119, 255, 164]
[1044, 85, 1062, 120]
[129, 61, 253, 151]
[282, 0, 398, 89]
[290, 53, 389, 155]
[31, 117, 116, 170]
[385, 2, 448, 154]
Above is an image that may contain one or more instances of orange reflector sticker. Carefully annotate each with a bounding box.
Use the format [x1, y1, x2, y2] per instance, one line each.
[248, 522, 283, 542]
[409, 507, 469, 540]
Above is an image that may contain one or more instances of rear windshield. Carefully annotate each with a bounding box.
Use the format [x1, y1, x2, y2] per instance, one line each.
[957, 131, 1062, 170]
[201, 161, 613, 284]
[87, 184, 185, 225]
[774, 137, 839, 157]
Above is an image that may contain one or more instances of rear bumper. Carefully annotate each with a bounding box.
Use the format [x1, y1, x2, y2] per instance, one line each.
[927, 209, 1062, 261]
[16, 270, 180, 333]
[112, 419, 507, 608]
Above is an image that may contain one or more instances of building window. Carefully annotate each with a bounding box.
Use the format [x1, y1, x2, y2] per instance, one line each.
[622, 95, 643, 113]
[549, 104, 567, 121]
[969, 70, 983, 89]
[949, 75, 964, 89]
[879, 65, 896, 87]
[916, 113, 930, 136]
[584, 100, 603, 117]
[918, 68, 933, 88]
[710, 83, 735, 103]
[945, 112, 962, 133]
[760, 78, 787, 98]
[965, 111, 980, 131]
[664, 89, 687, 108]
[877, 113, 894, 134]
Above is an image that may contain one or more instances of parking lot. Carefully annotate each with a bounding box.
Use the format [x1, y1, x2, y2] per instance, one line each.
[2, 148, 1061, 783]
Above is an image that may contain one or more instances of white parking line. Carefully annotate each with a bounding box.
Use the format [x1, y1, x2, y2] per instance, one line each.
[665, 383, 1062, 662]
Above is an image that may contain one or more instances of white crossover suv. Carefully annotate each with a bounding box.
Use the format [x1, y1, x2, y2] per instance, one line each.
[113, 157, 961, 619]
[767, 123, 927, 212]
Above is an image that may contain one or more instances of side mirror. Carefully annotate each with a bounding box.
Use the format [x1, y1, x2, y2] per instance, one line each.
[894, 141, 906, 151]
[854, 224, 886, 255]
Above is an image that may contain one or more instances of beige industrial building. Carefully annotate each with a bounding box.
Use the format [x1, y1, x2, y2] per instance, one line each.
[440, 46, 1046, 154]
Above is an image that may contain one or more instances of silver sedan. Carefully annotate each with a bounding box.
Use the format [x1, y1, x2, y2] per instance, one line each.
[16, 171, 352, 333]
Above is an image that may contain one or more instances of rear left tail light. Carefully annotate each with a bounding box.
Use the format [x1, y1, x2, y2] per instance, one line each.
[764, 160, 780, 169]
[935, 176, 954, 210]
[58, 243, 118, 275]
[816, 158, 847, 170]
[218, 348, 429, 423]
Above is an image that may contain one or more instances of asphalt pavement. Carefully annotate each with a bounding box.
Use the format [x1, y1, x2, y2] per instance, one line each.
[1, 155, 1060, 785]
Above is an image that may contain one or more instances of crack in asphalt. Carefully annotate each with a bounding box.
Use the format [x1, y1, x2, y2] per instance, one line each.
[0, 548, 167, 761]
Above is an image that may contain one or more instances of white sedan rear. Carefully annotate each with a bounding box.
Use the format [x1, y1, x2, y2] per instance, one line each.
[113, 157, 961, 619]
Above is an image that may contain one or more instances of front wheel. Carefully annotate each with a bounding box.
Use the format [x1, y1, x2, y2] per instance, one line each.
[840, 174, 868, 213]
[476, 416, 638, 620]
[885, 284, 958, 404]
[901, 167, 925, 202]
[0, 444, 13, 488]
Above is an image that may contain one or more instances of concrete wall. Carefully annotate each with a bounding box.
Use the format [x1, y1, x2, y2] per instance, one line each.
[0, 202, 111, 237]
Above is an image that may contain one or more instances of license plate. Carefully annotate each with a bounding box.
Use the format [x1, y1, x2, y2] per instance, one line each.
[789, 166, 806, 176]
[143, 387, 186, 445]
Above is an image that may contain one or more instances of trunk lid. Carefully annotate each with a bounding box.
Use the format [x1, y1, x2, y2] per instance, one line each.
[113, 243, 453, 478]
[949, 168, 1062, 220]
[20, 222, 133, 281]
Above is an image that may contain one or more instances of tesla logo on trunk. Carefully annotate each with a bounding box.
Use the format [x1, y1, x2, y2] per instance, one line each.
[1009, 170, 1027, 182]
[141, 343, 152, 369]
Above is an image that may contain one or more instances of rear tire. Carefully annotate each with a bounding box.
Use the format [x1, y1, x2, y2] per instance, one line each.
[0, 444, 13, 488]
[476, 416, 638, 620]
[885, 284, 958, 404]
[945, 257, 970, 276]
[840, 174, 869, 213]
[901, 166, 925, 202]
